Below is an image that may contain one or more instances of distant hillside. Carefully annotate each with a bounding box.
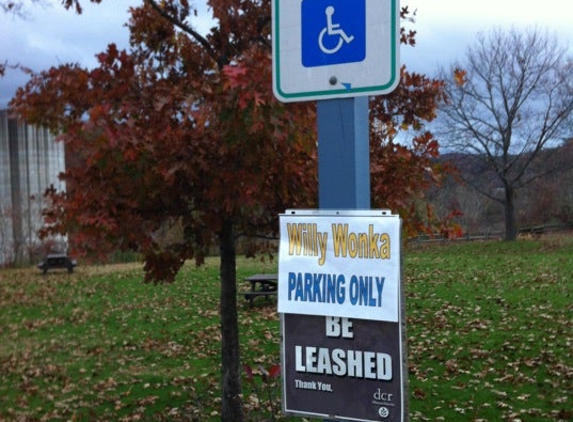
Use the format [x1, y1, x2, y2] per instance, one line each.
[428, 141, 573, 234]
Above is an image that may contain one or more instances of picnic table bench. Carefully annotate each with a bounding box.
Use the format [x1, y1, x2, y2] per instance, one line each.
[243, 274, 278, 307]
[38, 253, 77, 274]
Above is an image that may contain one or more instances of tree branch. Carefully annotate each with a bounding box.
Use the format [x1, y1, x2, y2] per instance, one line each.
[143, 0, 221, 68]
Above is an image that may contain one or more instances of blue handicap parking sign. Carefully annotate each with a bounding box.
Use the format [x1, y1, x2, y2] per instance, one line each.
[301, 0, 366, 68]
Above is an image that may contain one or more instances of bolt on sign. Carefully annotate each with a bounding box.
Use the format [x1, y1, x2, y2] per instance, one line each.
[278, 210, 406, 421]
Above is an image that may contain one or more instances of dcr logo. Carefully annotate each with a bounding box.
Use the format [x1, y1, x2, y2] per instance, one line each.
[301, 0, 366, 68]
[373, 388, 393, 402]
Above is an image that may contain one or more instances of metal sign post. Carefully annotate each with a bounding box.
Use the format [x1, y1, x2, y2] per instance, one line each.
[317, 98, 370, 209]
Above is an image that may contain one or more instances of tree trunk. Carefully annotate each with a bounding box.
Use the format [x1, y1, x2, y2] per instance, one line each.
[504, 185, 517, 241]
[219, 219, 243, 421]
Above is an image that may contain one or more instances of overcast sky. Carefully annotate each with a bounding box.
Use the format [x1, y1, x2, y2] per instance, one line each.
[1, 0, 572, 108]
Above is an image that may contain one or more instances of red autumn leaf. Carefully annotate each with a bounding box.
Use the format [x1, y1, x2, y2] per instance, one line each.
[243, 364, 254, 384]
[453, 67, 468, 86]
[268, 364, 281, 379]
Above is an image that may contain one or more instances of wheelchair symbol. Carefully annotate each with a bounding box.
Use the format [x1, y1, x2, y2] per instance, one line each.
[318, 6, 354, 54]
[300, 0, 365, 68]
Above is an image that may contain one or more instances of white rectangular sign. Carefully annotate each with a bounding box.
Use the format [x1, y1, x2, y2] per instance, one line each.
[272, 0, 400, 102]
[278, 210, 401, 321]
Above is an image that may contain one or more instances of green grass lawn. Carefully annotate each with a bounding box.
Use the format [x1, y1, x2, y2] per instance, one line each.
[1, 236, 571, 421]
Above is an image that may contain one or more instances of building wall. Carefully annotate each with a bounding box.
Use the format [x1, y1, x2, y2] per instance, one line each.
[0, 110, 66, 265]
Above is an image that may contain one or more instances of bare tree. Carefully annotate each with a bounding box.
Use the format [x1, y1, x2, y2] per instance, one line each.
[438, 27, 573, 240]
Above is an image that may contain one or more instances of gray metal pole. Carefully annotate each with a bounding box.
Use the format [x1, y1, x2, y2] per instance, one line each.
[317, 97, 370, 422]
[317, 97, 370, 209]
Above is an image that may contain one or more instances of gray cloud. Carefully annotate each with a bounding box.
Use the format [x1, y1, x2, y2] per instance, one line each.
[1, 1, 135, 107]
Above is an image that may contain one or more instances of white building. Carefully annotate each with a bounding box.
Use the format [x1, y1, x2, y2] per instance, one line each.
[0, 110, 66, 265]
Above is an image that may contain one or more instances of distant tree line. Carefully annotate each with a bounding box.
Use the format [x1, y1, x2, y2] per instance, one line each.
[429, 139, 573, 236]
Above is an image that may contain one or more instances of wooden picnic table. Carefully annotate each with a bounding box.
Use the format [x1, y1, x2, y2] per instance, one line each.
[243, 273, 278, 306]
